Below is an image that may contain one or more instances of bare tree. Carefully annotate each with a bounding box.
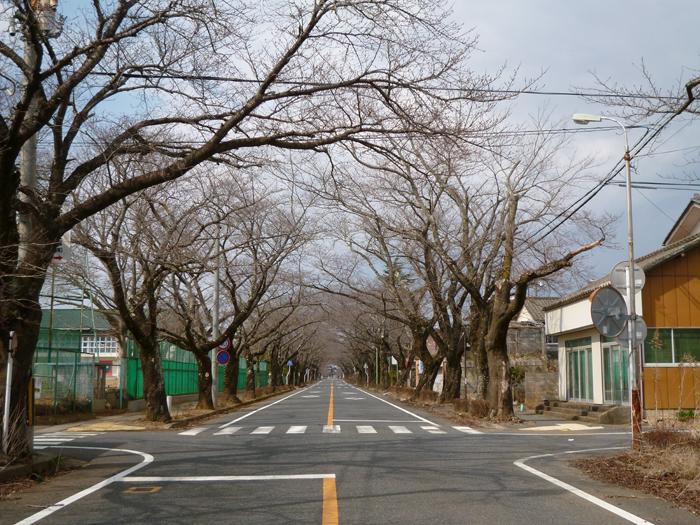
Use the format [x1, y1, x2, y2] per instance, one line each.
[1, 0, 481, 458]
[160, 175, 311, 407]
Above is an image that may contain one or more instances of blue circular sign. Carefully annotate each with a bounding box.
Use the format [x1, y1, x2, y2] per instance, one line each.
[216, 349, 231, 365]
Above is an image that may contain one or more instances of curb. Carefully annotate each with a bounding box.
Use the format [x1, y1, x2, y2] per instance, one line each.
[0, 452, 60, 484]
[167, 387, 296, 429]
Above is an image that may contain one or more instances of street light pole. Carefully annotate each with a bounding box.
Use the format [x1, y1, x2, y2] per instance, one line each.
[573, 113, 643, 448]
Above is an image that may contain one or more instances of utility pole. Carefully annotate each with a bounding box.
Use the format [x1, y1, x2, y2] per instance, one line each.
[211, 225, 221, 408]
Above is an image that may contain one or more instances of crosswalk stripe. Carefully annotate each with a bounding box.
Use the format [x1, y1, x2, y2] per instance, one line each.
[388, 426, 412, 434]
[421, 425, 446, 434]
[287, 426, 307, 434]
[178, 427, 208, 436]
[251, 426, 274, 435]
[356, 426, 376, 434]
[213, 426, 241, 436]
[453, 426, 482, 434]
[323, 425, 341, 434]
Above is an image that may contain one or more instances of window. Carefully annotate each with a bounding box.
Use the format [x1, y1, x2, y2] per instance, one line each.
[565, 337, 593, 401]
[674, 329, 700, 362]
[644, 329, 673, 363]
[644, 328, 700, 364]
[81, 335, 119, 356]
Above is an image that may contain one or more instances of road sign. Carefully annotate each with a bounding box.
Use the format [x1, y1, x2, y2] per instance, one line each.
[610, 261, 645, 295]
[363, 363, 368, 370]
[287, 360, 294, 367]
[218, 339, 231, 350]
[216, 349, 231, 365]
[52, 232, 71, 263]
[590, 287, 628, 338]
[617, 317, 648, 347]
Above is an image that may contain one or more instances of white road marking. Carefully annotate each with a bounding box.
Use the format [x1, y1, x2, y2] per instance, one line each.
[34, 438, 74, 442]
[323, 425, 341, 433]
[120, 474, 335, 482]
[344, 397, 365, 400]
[514, 447, 654, 525]
[251, 426, 274, 435]
[287, 426, 307, 434]
[350, 386, 439, 426]
[14, 446, 154, 525]
[302, 395, 319, 398]
[178, 427, 208, 436]
[421, 425, 446, 434]
[453, 426, 482, 435]
[356, 426, 377, 434]
[213, 426, 241, 436]
[389, 426, 412, 434]
[219, 386, 310, 429]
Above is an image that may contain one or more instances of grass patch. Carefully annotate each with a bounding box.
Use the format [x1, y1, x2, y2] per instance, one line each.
[574, 428, 700, 515]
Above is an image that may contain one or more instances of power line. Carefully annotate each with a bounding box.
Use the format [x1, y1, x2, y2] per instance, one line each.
[88, 71, 681, 101]
[528, 108, 682, 243]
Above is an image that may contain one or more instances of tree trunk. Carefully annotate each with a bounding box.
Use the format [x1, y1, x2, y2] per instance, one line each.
[439, 351, 462, 402]
[468, 308, 490, 400]
[413, 358, 441, 399]
[246, 361, 256, 396]
[486, 343, 513, 419]
[194, 352, 214, 410]
[138, 342, 171, 422]
[224, 354, 241, 403]
[270, 359, 282, 390]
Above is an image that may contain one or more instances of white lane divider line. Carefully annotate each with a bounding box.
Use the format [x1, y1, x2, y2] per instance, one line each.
[421, 425, 446, 434]
[302, 395, 319, 398]
[213, 426, 241, 436]
[389, 426, 412, 434]
[219, 386, 310, 429]
[15, 446, 154, 525]
[178, 427, 208, 436]
[344, 397, 365, 400]
[514, 447, 654, 525]
[351, 386, 439, 426]
[323, 425, 341, 434]
[287, 426, 307, 434]
[251, 426, 274, 435]
[356, 426, 377, 434]
[453, 426, 482, 434]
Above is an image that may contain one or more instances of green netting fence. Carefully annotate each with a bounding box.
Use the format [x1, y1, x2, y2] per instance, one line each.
[33, 328, 96, 413]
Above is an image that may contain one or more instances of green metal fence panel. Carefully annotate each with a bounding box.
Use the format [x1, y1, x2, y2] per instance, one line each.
[125, 343, 269, 399]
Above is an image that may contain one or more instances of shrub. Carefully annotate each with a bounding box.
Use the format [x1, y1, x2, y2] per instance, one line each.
[469, 399, 489, 418]
[677, 409, 695, 422]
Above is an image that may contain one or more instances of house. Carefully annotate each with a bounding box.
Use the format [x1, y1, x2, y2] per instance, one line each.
[37, 307, 121, 386]
[509, 297, 559, 357]
[544, 196, 700, 419]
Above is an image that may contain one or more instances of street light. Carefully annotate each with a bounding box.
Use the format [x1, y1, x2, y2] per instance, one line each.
[573, 113, 643, 448]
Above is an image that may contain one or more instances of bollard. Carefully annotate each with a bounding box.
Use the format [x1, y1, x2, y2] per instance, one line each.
[166, 395, 173, 415]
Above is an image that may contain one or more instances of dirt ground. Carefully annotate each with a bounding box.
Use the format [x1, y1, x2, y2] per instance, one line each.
[574, 429, 700, 516]
[0, 456, 84, 502]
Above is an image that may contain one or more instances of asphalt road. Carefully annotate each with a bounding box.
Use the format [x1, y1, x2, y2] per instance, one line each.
[3, 379, 698, 525]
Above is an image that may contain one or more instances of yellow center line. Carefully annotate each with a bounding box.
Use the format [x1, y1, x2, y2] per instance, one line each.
[326, 383, 334, 426]
[322, 477, 339, 525]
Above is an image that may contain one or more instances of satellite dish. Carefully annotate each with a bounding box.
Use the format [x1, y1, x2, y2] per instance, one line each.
[590, 287, 628, 338]
[617, 317, 648, 347]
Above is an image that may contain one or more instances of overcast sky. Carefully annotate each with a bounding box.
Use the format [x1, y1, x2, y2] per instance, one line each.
[452, 1, 700, 280]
